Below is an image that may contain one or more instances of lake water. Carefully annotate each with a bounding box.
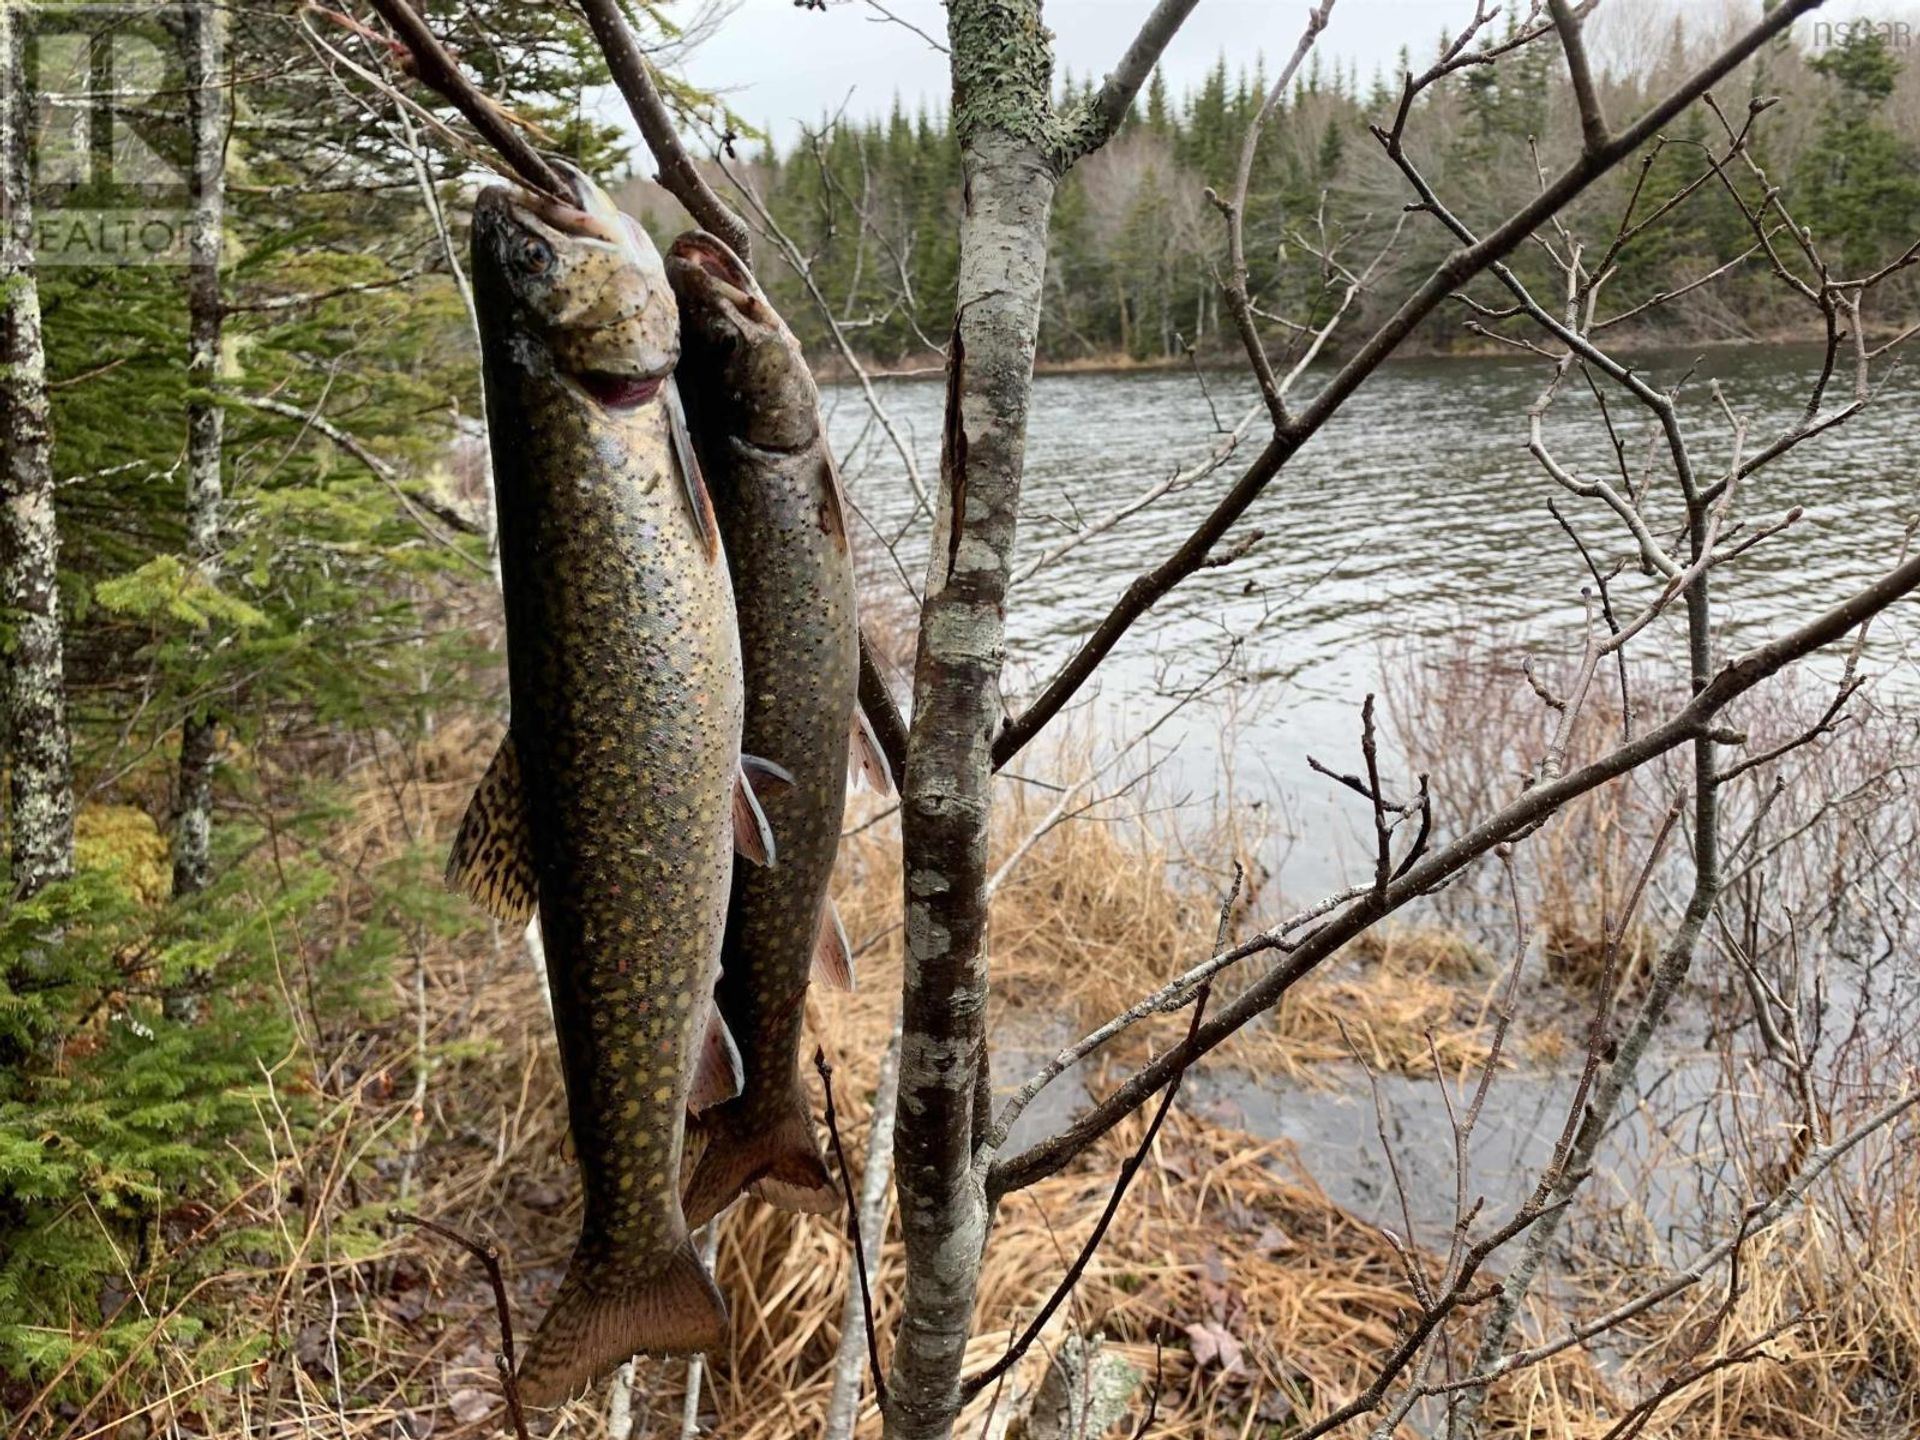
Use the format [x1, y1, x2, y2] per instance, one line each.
[827, 345, 1920, 900]
[831, 347, 1920, 1251]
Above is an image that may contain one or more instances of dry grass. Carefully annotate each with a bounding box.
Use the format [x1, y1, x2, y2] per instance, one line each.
[1555, 1122, 1920, 1440]
[24, 701, 1917, 1440]
[13, 724, 1515, 1438]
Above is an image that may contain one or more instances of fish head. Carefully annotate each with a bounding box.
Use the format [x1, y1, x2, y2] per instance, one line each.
[472, 162, 678, 407]
[666, 231, 817, 452]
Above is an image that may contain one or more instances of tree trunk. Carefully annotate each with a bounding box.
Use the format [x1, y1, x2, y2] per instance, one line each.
[1, 2, 75, 902]
[887, 5, 1058, 1436]
[170, 0, 227, 907]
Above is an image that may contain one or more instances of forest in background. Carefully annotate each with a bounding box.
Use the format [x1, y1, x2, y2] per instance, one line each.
[691, 14, 1920, 366]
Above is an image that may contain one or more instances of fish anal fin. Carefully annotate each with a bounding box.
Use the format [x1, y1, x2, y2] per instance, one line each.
[688, 1002, 744, 1116]
[811, 898, 855, 991]
[665, 381, 721, 565]
[849, 706, 895, 796]
[733, 759, 783, 867]
[514, 1238, 728, 1408]
[752, 1169, 842, 1216]
[445, 734, 537, 924]
[681, 1096, 836, 1228]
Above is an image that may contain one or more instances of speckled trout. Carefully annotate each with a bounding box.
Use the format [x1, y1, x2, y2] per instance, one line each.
[666, 232, 893, 1228]
[452, 171, 778, 1407]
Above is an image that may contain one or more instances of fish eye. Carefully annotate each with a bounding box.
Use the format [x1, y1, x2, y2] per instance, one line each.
[517, 233, 554, 274]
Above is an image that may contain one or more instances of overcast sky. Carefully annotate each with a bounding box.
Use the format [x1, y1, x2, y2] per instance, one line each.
[630, 0, 1905, 147]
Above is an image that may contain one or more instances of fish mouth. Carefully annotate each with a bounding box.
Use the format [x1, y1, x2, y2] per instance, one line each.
[481, 158, 627, 250]
[575, 372, 664, 409]
[669, 232, 765, 317]
[509, 184, 625, 248]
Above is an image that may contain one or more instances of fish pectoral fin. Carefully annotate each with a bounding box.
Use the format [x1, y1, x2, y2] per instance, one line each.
[811, 898, 855, 992]
[742, 753, 795, 796]
[732, 757, 788, 867]
[445, 734, 538, 924]
[688, 1002, 744, 1116]
[849, 705, 896, 796]
[819, 450, 851, 555]
[665, 381, 721, 565]
[513, 1238, 728, 1407]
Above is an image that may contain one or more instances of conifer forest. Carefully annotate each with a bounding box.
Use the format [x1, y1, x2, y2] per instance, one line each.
[3, 2, 1920, 1438]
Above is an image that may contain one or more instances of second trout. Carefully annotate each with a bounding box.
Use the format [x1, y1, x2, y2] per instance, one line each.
[668, 232, 892, 1227]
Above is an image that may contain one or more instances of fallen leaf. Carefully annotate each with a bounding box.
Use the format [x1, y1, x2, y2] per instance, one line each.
[294, 1322, 335, 1378]
[1185, 1320, 1246, 1375]
[1255, 1224, 1297, 1254]
[448, 1388, 493, 1424]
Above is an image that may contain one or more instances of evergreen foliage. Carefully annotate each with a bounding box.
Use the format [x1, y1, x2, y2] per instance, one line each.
[0, 1, 634, 1403]
[747, 38, 1920, 366]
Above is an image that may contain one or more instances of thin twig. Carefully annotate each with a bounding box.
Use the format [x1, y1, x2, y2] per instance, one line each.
[575, 0, 752, 259]
[389, 1210, 530, 1440]
[357, 0, 568, 200]
[962, 869, 1241, 1400]
[817, 1047, 888, 1412]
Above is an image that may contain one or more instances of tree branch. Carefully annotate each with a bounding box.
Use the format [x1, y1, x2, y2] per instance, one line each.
[990, 0, 1827, 769]
[988, 534, 1920, 1196]
[359, 0, 570, 201]
[1548, 0, 1609, 154]
[1051, 0, 1201, 171]
[574, 0, 753, 261]
[232, 392, 490, 571]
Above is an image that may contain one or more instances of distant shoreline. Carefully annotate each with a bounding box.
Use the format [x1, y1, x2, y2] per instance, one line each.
[809, 323, 1888, 385]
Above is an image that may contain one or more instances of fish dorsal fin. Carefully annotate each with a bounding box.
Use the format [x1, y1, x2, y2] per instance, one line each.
[664, 381, 720, 565]
[688, 1001, 744, 1116]
[811, 898, 855, 991]
[733, 755, 792, 868]
[446, 734, 537, 923]
[849, 706, 895, 796]
[819, 451, 850, 555]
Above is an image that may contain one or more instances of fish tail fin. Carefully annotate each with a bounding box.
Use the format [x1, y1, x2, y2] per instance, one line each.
[514, 1237, 727, 1408]
[682, 1092, 839, 1228]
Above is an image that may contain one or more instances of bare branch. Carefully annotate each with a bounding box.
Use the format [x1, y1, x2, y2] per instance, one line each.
[963, 874, 1237, 1400]
[574, 0, 753, 261]
[232, 393, 489, 571]
[1444, 1085, 1920, 1394]
[1051, 0, 1203, 171]
[990, 535, 1920, 1195]
[357, 0, 569, 200]
[389, 1210, 530, 1440]
[1547, 0, 1609, 154]
[992, 0, 1825, 769]
[817, 1048, 888, 1412]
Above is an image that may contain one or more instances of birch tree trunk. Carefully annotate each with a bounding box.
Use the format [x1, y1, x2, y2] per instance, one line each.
[888, 5, 1058, 1435]
[170, 0, 227, 905]
[1, 0, 75, 902]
